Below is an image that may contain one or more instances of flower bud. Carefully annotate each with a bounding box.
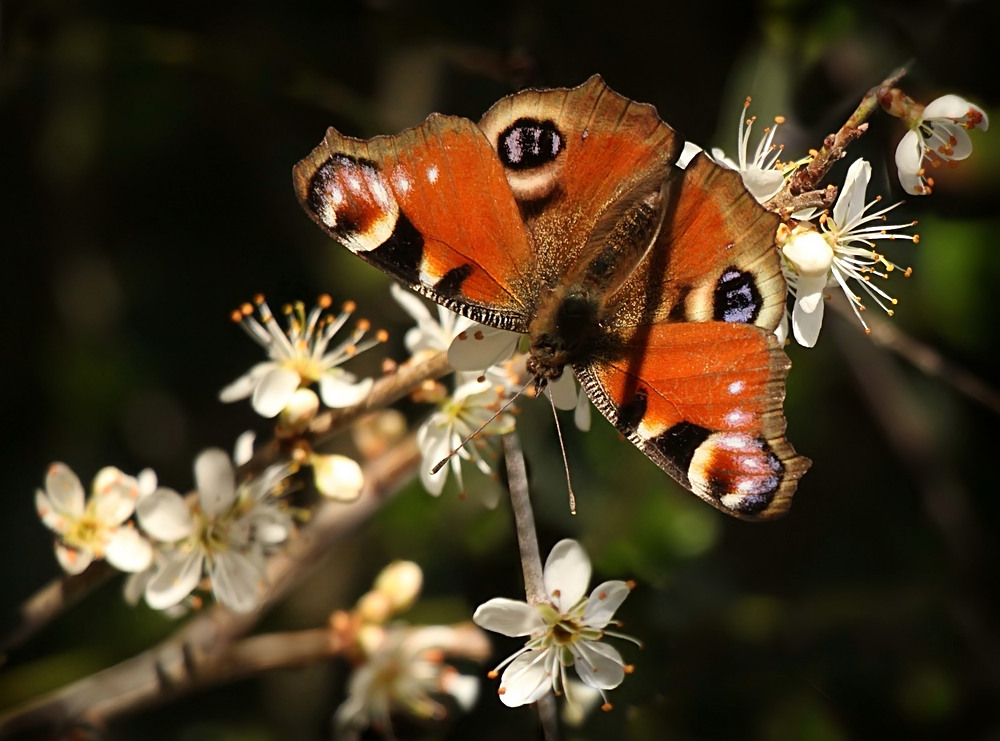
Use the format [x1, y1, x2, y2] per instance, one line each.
[312, 454, 364, 501]
[374, 560, 423, 614]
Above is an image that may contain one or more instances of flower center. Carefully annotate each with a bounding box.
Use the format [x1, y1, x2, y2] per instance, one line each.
[284, 353, 324, 384]
[64, 512, 106, 551]
[550, 619, 582, 645]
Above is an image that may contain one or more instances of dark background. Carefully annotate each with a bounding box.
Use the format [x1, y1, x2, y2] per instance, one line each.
[1, 0, 998, 738]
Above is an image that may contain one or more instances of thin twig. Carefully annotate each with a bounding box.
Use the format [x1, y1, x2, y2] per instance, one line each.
[503, 433, 544, 605]
[0, 433, 421, 735]
[501, 432, 560, 741]
[0, 350, 451, 659]
[766, 67, 908, 216]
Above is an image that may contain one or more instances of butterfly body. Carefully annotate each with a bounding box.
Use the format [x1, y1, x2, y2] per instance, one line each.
[293, 75, 809, 519]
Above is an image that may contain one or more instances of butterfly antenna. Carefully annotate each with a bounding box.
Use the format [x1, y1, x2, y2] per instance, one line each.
[429, 379, 531, 476]
[546, 386, 578, 515]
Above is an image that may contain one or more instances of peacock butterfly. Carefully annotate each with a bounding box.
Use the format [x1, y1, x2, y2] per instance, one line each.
[292, 75, 809, 520]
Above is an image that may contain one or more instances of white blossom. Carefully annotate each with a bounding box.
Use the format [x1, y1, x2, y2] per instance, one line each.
[220, 295, 383, 418]
[473, 539, 636, 708]
[135, 448, 293, 612]
[35, 464, 153, 575]
[894, 94, 989, 195]
[780, 159, 917, 346]
[335, 625, 481, 737]
[711, 97, 788, 203]
[416, 378, 515, 498]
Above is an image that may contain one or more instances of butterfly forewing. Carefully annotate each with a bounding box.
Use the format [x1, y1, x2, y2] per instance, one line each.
[478, 75, 681, 285]
[293, 115, 537, 330]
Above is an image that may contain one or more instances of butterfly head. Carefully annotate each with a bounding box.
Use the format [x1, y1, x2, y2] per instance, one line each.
[526, 287, 603, 384]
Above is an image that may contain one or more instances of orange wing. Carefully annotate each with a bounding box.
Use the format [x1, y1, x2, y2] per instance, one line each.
[293, 114, 537, 331]
[478, 75, 681, 284]
[607, 152, 786, 334]
[578, 322, 808, 519]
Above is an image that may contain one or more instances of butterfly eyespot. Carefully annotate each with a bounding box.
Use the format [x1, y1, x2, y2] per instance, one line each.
[713, 267, 762, 324]
[306, 155, 401, 255]
[497, 118, 564, 171]
[488, 117, 567, 204]
[688, 432, 783, 516]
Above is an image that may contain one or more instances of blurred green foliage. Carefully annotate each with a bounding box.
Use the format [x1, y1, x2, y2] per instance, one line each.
[1, 0, 997, 738]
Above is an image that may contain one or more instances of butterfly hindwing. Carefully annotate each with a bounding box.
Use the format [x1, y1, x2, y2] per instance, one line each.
[578, 321, 806, 519]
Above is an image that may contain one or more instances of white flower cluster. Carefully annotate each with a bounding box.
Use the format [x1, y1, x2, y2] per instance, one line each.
[37, 438, 297, 614]
[332, 560, 487, 738]
[707, 91, 986, 347]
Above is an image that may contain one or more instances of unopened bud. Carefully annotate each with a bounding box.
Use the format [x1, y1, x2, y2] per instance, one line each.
[312, 454, 364, 501]
[373, 560, 423, 614]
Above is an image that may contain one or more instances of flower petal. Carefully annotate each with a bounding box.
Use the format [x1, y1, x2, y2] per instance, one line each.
[923, 94, 980, 122]
[832, 159, 871, 230]
[146, 551, 203, 610]
[499, 649, 553, 707]
[194, 449, 236, 517]
[562, 680, 603, 726]
[56, 542, 92, 574]
[35, 490, 66, 533]
[546, 372, 578, 411]
[391, 282, 432, 324]
[44, 463, 85, 517]
[894, 131, 926, 195]
[251, 365, 301, 418]
[583, 580, 631, 628]
[448, 325, 520, 371]
[928, 120, 973, 161]
[219, 362, 274, 403]
[136, 488, 194, 541]
[774, 309, 789, 346]
[573, 640, 625, 690]
[417, 418, 453, 496]
[677, 140, 704, 169]
[93, 481, 138, 526]
[233, 430, 256, 467]
[105, 527, 154, 572]
[543, 539, 591, 611]
[137, 468, 158, 498]
[473, 597, 545, 637]
[442, 672, 480, 711]
[210, 552, 262, 613]
[791, 277, 827, 348]
[318, 373, 372, 408]
[742, 167, 784, 203]
[574, 390, 592, 432]
[709, 146, 738, 171]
